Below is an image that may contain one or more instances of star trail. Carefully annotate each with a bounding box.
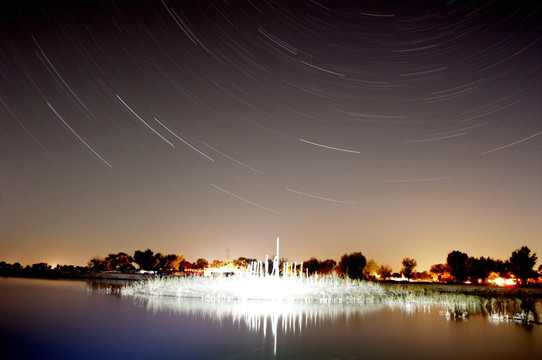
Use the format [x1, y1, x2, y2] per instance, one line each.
[1, 1, 540, 270]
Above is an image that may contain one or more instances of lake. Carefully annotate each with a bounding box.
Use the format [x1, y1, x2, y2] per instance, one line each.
[1, 277, 541, 359]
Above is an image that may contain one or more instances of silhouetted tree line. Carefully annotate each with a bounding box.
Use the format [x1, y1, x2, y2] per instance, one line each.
[88, 249, 185, 274]
[1, 246, 540, 285]
[430, 246, 539, 286]
[300, 246, 539, 286]
[302, 257, 337, 276]
[0, 261, 87, 278]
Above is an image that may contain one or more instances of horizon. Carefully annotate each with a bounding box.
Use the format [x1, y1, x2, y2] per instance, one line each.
[2, 1, 541, 273]
[2, 241, 538, 274]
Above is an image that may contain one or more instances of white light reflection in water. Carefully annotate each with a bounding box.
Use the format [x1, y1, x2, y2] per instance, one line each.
[132, 295, 388, 356]
[116, 276, 542, 356]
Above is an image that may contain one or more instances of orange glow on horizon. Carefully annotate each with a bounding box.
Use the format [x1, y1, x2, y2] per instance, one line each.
[487, 272, 517, 287]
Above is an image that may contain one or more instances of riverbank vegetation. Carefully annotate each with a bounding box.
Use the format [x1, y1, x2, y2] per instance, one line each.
[1, 246, 540, 288]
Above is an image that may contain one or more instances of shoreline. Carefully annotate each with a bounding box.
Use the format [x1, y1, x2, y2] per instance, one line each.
[2, 271, 542, 299]
[382, 281, 542, 299]
[0, 270, 157, 281]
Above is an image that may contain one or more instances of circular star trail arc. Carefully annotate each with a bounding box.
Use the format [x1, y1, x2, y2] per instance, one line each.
[1, 0, 541, 270]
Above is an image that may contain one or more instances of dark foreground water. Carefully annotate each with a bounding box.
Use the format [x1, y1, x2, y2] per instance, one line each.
[1, 277, 541, 359]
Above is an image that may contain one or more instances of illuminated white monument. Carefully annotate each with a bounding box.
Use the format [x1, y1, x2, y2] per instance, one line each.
[271, 236, 280, 276]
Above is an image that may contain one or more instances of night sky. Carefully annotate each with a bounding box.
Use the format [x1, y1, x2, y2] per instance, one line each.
[2, 1, 541, 271]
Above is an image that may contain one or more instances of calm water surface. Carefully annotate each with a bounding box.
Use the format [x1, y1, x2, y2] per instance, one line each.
[1, 277, 541, 359]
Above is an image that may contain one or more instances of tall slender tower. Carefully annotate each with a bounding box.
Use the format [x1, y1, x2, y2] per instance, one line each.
[276, 236, 279, 262]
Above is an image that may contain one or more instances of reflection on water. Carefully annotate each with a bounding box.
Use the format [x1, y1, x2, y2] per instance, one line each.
[443, 296, 542, 325]
[131, 295, 387, 355]
[102, 277, 542, 356]
[86, 280, 126, 296]
[1, 278, 541, 359]
[116, 275, 542, 324]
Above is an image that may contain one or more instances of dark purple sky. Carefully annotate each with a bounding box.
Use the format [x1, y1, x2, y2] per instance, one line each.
[1, 1, 541, 271]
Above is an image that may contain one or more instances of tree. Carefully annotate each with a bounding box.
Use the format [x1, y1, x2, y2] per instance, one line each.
[302, 258, 336, 276]
[429, 263, 448, 283]
[134, 249, 155, 271]
[0, 261, 22, 270]
[194, 258, 209, 269]
[164, 254, 184, 272]
[337, 252, 366, 280]
[210, 259, 223, 268]
[508, 246, 538, 286]
[303, 257, 320, 276]
[494, 258, 508, 278]
[446, 251, 469, 283]
[363, 259, 379, 281]
[319, 259, 336, 275]
[31, 263, 51, 271]
[105, 252, 134, 272]
[417, 271, 432, 281]
[88, 256, 109, 271]
[467, 256, 496, 284]
[153, 253, 167, 272]
[233, 257, 257, 269]
[401, 258, 417, 280]
[378, 265, 393, 280]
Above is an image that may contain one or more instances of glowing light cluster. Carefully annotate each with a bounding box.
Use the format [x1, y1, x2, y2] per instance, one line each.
[488, 277, 517, 287]
[124, 275, 387, 304]
[117, 274, 541, 346]
[487, 272, 517, 287]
